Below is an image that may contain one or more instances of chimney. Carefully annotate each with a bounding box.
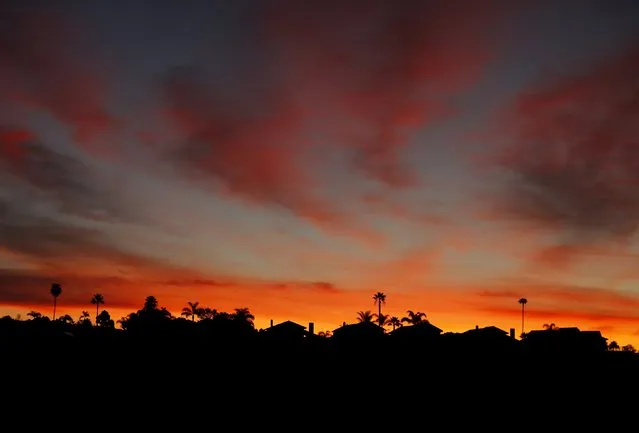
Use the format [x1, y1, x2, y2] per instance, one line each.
[475, 325, 479, 330]
[270, 319, 273, 328]
[510, 328, 515, 339]
[308, 322, 314, 335]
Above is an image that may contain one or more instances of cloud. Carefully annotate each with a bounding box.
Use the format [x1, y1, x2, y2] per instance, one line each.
[0, 127, 141, 222]
[480, 304, 639, 328]
[0, 266, 345, 317]
[262, 0, 506, 186]
[492, 44, 639, 252]
[472, 277, 639, 334]
[161, 1, 508, 222]
[164, 66, 336, 222]
[0, 269, 137, 308]
[0, 3, 114, 142]
[478, 281, 639, 311]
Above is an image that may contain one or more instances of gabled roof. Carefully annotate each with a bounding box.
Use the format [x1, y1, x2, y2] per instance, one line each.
[332, 321, 385, 337]
[463, 326, 508, 335]
[263, 320, 306, 332]
[391, 321, 443, 336]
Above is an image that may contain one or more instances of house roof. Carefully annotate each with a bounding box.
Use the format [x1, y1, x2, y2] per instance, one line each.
[463, 326, 508, 335]
[263, 320, 306, 331]
[391, 321, 443, 336]
[332, 321, 385, 336]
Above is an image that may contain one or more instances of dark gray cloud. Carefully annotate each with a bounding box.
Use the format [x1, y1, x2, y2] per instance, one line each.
[0, 127, 141, 223]
[0, 1, 114, 142]
[494, 45, 639, 244]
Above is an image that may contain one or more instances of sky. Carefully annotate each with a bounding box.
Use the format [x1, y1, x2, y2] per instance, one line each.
[1, 0, 639, 344]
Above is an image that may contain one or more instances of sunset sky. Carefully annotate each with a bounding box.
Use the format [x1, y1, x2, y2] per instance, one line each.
[1, 0, 639, 344]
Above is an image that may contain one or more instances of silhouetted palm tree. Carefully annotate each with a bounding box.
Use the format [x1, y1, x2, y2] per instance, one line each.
[356, 310, 374, 323]
[198, 307, 217, 320]
[401, 310, 426, 325]
[27, 311, 42, 320]
[50, 283, 62, 320]
[233, 308, 255, 326]
[388, 316, 402, 331]
[91, 293, 105, 321]
[78, 311, 91, 326]
[543, 323, 558, 330]
[181, 301, 200, 322]
[518, 298, 528, 336]
[373, 292, 386, 327]
[373, 313, 389, 330]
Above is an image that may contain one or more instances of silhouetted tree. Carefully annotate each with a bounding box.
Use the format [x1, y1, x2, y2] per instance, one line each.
[91, 293, 105, 321]
[357, 310, 374, 323]
[117, 314, 132, 331]
[373, 313, 389, 330]
[622, 344, 636, 353]
[401, 310, 426, 325]
[388, 316, 402, 331]
[198, 307, 217, 320]
[518, 298, 527, 335]
[143, 296, 159, 313]
[215, 311, 231, 321]
[608, 341, 620, 351]
[318, 330, 332, 338]
[57, 314, 74, 325]
[119, 296, 171, 334]
[27, 311, 42, 320]
[51, 283, 62, 320]
[96, 310, 114, 329]
[77, 311, 91, 328]
[373, 292, 386, 328]
[181, 301, 200, 322]
[233, 308, 255, 327]
[543, 323, 558, 330]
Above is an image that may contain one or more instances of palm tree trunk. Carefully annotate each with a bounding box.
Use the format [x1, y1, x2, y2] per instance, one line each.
[521, 304, 524, 335]
[96, 304, 99, 323]
[53, 297, 57, 321]
[192, 313, 195, 322]
[378, 303, 382, 327]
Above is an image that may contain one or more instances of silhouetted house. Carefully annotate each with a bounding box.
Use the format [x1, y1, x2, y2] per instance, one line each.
[261, 320, 308, 340]
[463, 325, 509, 338]
[390, 321, 443, 340]
[524, 327, 607, 354]
[459, 325, 518, 353]
[331, 322, 385, 343]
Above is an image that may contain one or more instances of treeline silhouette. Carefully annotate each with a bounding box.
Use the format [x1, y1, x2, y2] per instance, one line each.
[4, 290, 639, 408]
[2, 292, 638, 364]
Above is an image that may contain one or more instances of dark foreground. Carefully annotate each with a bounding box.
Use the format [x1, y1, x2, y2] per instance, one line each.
[2, 338, 637, 426]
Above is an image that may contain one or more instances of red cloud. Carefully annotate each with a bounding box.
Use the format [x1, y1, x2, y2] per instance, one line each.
[164, 67, 332, 220]
[0, 128, 33, 160]
[262, 0, 507, 187]
[162, 1, 511, 230]
[0, 4, 113, 142]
